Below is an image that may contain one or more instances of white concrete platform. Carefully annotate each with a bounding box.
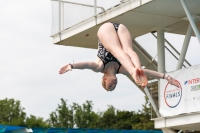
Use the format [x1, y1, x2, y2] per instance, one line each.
[52, 0, 200, 49]
[154, 112, 200, 131]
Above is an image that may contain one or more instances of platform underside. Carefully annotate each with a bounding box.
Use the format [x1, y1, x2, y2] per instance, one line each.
[52, 0, 200, 49]
[154, 112, 200, 131]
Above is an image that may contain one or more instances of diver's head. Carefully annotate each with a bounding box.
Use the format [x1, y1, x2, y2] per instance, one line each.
[102, 73, 117, 91]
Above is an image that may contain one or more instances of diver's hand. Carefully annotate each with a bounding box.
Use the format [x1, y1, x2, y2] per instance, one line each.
[59, 64, 72, 74]
[166, 75, 180, 88]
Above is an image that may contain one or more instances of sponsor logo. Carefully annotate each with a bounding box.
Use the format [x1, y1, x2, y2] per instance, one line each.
[184, 78, 200, 85]
[164, 80, 182, 108]
[191, 84, 200, 91]
[184, 81, 188, 85]
[193, 96, 200, 100]
[184, 78, 200, 91]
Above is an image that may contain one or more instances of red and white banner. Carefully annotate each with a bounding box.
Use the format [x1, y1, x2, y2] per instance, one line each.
[159, 64, 200, 117]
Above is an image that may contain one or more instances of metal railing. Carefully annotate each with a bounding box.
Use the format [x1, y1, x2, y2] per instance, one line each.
[51, 0, 106, 36]
[151, 32, 191, 68]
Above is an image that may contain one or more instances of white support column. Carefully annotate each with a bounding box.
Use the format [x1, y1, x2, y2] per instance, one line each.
[156, 30, 177, 133]
[176, 24, 192, 70]
[144, 30, 176, 133]
[157, 29, 165, 132]
[180, 0, 200, 44]
[157, 29, 165, 73]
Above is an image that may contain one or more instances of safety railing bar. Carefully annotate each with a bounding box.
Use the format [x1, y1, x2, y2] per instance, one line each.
[94, 0, 97, 16]
[59, 0, 61, 32]
[51, 14, 97, 37]
[51, 0, 105, 11]
[151, 32, 191, 67]
[145, 53, 157, 69]
[163, 36, 192, 67]
[165, 46, 186, 68]
[62, 2, 64, 30]
[94, 0, 97, 24]
[144, 87, 161, 117]
[51, 0, 105, 37]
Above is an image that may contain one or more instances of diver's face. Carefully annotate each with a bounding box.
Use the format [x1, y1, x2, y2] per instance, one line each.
[104, 76, 117, 91]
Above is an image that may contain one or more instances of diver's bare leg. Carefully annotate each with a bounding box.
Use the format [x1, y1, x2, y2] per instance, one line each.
[117, 24, 148, 86]
[117, 24, 141, 68]
[97, 23, 145, 87]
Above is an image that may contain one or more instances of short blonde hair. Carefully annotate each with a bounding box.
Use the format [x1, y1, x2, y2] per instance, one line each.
[102, 75, 108, 91]
[101, 75, 117, 91]
[102, 78, 107, 91]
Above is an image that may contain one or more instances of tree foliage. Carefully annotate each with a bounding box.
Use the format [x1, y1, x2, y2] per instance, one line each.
[0, 98, 26, 126]
[99, 105, 116, 129]
[132, 96, 154, 130]
[0, 98, 49, 127]
[0, 96, 154, 130]
[73, 101, 99, 128]
[26, 115, 49, 128]
[48, 98, 74, 128]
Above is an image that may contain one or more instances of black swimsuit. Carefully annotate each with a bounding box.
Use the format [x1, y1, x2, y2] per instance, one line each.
[97, 22, 121, 73]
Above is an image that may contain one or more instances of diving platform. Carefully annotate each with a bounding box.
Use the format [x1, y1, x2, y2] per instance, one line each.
[50, 0, 200, 132]
[51, 0, 200, 46]
[154, 112, 200, 131]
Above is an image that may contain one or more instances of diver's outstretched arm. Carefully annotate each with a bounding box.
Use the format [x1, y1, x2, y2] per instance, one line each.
[143, 69, 180, 88]
[59, 61, 102, 74]
[119, 67, 179, 88]
[143, 69, 164, 79]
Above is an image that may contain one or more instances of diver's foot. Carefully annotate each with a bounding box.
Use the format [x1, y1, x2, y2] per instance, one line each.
[138, 68, 148, 88]
[132, 68, 148, 88]
[131, 68, 141, 86]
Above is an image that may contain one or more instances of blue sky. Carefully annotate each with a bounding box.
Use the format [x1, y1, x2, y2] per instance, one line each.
[1, 0, 200, 119]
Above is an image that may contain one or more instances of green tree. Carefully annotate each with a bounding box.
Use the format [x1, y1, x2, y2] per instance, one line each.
[73, 101, 98, 128]
[72, 103, 82, 127]
[26, 115, 49, 128]
[48, 98, 74, 128]
[48, 111, 59, 127]
[100, 105, 116, 129]
[132, 96, 154, 130]
[0, 98, 26, 126]
[114, 110, 136, 129]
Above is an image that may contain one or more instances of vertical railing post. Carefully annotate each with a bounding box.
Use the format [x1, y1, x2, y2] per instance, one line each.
[94, 0, 97, 24]
[94, 0, 97, 16]
[59, 0, 61, 32]
[62, 1, 64, 30]
[180, 0, 200, 44]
